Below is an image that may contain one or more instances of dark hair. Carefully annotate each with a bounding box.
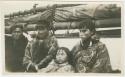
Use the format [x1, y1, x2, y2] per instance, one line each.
[79, 19, 96, 33]
[10, 24, 23, 33]
[55, 47, 71, 64]
[35, 21, 50, 30]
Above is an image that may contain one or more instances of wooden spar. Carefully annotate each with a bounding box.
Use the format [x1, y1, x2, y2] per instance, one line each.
[5, 18, 121, 33]
[5, 4, 82, 18]
[54, 18, 121, 30]
[5, 4, 121, 23]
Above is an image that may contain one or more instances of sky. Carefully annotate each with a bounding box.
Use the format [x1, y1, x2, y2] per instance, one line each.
[1, 1, 121, 15]
[2, 1, 54, 15]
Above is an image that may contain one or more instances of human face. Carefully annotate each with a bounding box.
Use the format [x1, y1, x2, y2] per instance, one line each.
[37, 27, 49, 39]
[79, 28, 93, 41]
[12, 28, 23, 40]
[56, 49, 68, 64]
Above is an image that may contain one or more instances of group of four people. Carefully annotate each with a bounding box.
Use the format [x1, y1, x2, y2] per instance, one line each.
[5, 20, 112, 73]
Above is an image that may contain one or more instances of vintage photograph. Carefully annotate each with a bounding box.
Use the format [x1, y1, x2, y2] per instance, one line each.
[3, 1, 123, 74]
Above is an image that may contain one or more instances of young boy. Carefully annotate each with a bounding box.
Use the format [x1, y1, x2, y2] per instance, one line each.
[71, 19, 112, 73]
[23, 22, 58, 72]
